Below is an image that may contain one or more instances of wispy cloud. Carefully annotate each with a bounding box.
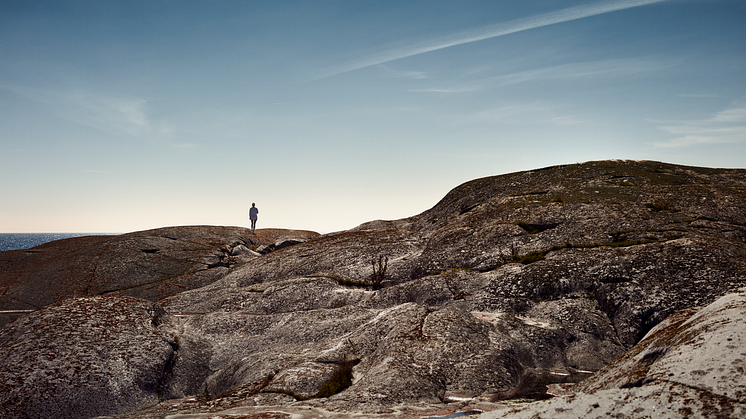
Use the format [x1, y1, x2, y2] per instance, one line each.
[486, 58, 665, 86]
[408, 88, 475, 93]
[316, 0, 668, 79]
[678, 94, 724, 98]
[463, 102, 583, 126]
[1, 83, 159, 138]
[375, 65, 429, 79]
[652, 100, 746, 148]
[64, 91, 151, 136]
[415, 58, 665, 93]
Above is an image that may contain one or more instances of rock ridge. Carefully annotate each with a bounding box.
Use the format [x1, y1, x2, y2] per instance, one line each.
[1, 160, 745, 418]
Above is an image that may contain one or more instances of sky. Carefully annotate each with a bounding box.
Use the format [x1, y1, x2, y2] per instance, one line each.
[1, 0, 745, 234]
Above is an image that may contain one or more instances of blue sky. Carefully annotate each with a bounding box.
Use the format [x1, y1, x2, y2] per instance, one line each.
[1, 0, 744, 234]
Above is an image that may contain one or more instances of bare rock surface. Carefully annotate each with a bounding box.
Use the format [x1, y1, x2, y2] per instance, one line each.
[165, 161, 746, 346]
[480, 288, 746, 418]
[1, 160, 746, 418]
[0, 226, 319, 327]
[0, 295, 179, 419]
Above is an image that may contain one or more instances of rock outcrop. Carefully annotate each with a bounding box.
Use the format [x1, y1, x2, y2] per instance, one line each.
[1, 160, 745, 418]
[0, 295, 179, 419]
[480, 287, 746, 418]
[0, 226, 319, 327]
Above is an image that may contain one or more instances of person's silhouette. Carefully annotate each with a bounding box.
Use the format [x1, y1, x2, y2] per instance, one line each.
[249, 203, 258, 232]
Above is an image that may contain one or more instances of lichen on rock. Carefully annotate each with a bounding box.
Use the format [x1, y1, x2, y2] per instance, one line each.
[1, 160, 745, 418]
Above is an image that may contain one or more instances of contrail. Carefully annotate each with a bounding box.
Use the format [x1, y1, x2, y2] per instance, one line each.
[316, 0, 667, 79]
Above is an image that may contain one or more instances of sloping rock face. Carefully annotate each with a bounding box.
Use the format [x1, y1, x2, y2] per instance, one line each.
[481, 288, 746, 418]
[166, 161, 746, 346]
[120, 161, 744, 417]
[0, 226, 319, 327]
[0, 295, 179, 419]
[2, 160, 745, 418]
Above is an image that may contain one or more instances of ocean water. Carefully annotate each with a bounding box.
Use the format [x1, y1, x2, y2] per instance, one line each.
[0, 233, 107, 251]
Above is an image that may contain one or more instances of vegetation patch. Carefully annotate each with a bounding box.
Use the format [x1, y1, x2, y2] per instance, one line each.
[370, 255, 388, 289]
[326, 275, 368, 287]
[500, 244, 551, 265]
[499, 238, 662, 266]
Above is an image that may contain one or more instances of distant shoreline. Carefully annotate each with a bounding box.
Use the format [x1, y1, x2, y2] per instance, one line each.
[0, 233, 116, 252]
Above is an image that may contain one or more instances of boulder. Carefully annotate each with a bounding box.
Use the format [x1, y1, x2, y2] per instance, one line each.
[255, 237, 309, 255]
[0, 295, 179, 419]
[230, 244, 260, 257]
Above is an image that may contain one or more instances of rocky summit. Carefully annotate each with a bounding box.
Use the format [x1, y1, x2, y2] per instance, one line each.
[1, 160, 745, 418]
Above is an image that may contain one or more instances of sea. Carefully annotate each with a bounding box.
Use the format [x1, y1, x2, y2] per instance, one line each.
[0, 233, 113, 251]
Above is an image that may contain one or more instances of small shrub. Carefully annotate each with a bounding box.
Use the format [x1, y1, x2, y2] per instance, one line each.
[370, 255, 388, 289]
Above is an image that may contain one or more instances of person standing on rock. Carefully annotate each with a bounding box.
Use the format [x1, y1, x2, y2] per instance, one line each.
[249, 203, 259, 232]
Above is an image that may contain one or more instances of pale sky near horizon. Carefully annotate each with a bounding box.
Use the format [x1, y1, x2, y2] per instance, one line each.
[1, 0, 745, 234]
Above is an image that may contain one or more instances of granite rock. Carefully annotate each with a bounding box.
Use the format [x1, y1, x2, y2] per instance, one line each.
[165, 161, 746, 350]
[2, 160, 745, 418]
[480, 288, 746, 418]
[0, 295, 179, 419]
[0, 226, 318, 327]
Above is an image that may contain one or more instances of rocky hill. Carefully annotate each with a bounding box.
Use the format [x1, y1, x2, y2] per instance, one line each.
[0, 226, 319, 327]
[1, 160, 745, 418]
